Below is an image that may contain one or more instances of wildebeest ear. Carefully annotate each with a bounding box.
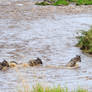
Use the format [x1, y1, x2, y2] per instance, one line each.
[76, 55, 79, 57]
[36, 57, 40, 60]
[77, 55, 81, 57]
[3, 59, 7, 61]
[3, 59, 8, 63]
[37, 57, 40, 59]
[37, 57, 43, 64]
[76, 55, 81, 62]
[76, 55, 81, 59]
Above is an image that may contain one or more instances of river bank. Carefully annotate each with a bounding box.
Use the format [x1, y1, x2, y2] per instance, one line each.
[0, 1, 92, 20]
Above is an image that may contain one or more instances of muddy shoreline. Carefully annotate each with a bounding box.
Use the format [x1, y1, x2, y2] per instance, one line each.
[0, 1, 92, 20]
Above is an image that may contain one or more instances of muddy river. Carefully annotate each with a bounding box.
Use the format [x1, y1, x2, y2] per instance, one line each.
[0, 0, 92, 92]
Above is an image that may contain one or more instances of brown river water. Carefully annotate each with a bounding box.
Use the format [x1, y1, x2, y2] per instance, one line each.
[0, 0, 92, 92]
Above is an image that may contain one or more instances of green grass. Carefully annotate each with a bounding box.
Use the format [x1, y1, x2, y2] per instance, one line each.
[32, 85, 88, 92]
[35, 0, 69, 6]
[66, 0, 92, 5]
[72, 0, 92, 5]
[73, 88, 88, 92]
[35, 0, 92, 6]
[53, 0, 69, 5]
[18, 84, 88, 92]
[32, 84, 68, 92]
[76, 27, 92, 54]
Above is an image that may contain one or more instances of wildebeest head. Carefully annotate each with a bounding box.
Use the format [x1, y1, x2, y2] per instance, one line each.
[36, 58, 43, 64]
[74, 55, 81, 62]
[2, 60, 9, 67]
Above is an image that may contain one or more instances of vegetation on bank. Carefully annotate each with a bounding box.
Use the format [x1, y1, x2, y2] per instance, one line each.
[18, 84, 88, 92]
[53, 0, 69, 5]
[35, 0, 92, 6]
[70, 0, 92, 5]
[76, 27, 92, 54]
[35, 0, 69, 6]
[35, 1, 51, 5]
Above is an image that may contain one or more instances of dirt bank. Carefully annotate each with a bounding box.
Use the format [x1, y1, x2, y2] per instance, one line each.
[0, 1, 92, 21]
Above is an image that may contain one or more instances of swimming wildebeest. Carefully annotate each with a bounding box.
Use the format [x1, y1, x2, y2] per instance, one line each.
[28, 57, 43, 66]
[66, 55, 81, 67]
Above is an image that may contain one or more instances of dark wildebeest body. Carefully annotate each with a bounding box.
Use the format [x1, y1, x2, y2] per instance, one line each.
[66, 55, 81, 67]
[28, 58, 42, 66]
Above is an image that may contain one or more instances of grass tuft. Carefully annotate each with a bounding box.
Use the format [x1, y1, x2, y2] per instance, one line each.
[35, 0, 92, 6]
[18, 84, 88, 92]
[35, 0, 69, 6]
[53, 0, 69, 5]
[76, 0, 92, 5]
[75, 88, 88, 92]
[76, 27, 92, 54]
